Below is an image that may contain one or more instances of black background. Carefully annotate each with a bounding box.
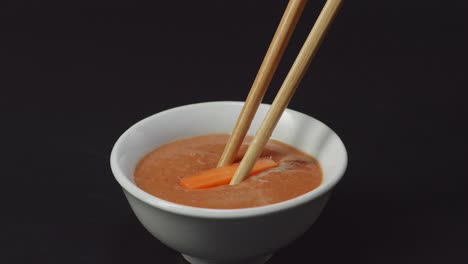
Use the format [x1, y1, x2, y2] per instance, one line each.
[2, 0, 467, 263]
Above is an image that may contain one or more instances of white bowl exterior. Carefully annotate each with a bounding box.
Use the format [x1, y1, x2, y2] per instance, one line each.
[111, 102, 347, 261]
[124, 189, 330, 261]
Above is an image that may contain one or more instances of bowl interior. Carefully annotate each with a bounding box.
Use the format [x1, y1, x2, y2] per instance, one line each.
[111, 101, 347, 216]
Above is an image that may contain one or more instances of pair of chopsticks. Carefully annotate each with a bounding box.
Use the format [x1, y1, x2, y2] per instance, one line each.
[217, 0, 342, 185]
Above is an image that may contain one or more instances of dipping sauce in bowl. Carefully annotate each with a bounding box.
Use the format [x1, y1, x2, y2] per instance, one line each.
[134, 134, 322, 209]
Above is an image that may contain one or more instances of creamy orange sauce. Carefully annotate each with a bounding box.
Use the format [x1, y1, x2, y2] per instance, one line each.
[134, 134, 322, 209]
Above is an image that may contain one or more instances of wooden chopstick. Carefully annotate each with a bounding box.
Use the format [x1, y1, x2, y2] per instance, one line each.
[230, 0, 342, 185]
[217, 0, 308, 168]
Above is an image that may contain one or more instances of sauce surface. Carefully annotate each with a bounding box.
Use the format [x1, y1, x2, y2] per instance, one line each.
[134, 134, 322, 209]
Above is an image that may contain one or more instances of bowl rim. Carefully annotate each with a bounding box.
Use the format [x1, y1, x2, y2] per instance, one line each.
[110, 101, 347, 219]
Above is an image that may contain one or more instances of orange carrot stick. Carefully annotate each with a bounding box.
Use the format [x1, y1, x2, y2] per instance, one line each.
[180, 158, 278, 189]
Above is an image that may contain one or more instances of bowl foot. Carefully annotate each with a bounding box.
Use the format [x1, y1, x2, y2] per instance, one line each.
[182, 253, 273, 264]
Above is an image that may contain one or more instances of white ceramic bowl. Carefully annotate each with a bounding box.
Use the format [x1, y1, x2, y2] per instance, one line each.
[110, 101, 347, 264]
